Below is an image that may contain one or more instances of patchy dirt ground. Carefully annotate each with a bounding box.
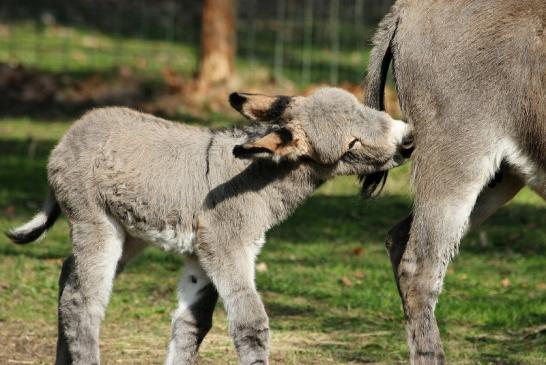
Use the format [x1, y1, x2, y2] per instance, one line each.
[1, 314, 394, 365]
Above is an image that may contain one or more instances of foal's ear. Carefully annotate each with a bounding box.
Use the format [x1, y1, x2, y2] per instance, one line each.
[233, 128, 306, 161]
[229, 92, 291, 121]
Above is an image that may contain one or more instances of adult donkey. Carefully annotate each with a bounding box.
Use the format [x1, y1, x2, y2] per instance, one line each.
[363, 0, 545, 363]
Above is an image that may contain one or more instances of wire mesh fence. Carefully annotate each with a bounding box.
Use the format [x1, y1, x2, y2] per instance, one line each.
[0, 0, 393, 86]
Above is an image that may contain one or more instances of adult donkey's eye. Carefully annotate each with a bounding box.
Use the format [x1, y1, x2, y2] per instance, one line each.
[348, 139, 360, 149]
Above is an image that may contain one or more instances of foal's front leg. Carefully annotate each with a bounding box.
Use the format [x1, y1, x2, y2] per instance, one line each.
[166, 255, 218, 365]
[197, 239, 269, 365]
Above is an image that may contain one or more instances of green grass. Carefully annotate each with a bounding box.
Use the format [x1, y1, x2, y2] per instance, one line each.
[0, 116, 544, 364]
[0, 21, 373, 86]
[0, 22, 197, 76]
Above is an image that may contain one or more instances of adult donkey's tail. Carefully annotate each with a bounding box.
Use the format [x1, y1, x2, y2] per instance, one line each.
[366, 7, 399, 110]
[361, 7, 400, 197]
[5, 189, 61, 244]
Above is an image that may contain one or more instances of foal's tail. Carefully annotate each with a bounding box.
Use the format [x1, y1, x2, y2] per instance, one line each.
[5, 188, 61, 244]
[361, 6, 400, 197]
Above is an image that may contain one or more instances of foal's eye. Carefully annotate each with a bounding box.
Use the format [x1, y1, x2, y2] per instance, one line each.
[348, 139, 359, 149]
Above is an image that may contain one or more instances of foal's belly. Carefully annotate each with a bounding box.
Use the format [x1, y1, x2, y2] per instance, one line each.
[123, 223, 196, 254]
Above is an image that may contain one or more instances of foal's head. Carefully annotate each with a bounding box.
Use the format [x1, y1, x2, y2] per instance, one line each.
[230, 87, 413, 177]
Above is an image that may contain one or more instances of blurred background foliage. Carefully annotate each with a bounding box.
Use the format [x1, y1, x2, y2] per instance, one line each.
[0, 0, 400, 120]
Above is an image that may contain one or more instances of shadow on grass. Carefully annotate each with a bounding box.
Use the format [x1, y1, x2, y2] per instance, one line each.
[315, 342, 402, 365]
[0, 139, 55, 209]
[265, 301, 317, 318]
[463, 203, 546, 255]
[467, 327, 546, 365]
[269, 194, 545, 255]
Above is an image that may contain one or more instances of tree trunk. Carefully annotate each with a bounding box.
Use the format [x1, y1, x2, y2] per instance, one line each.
[198, 0, 236, 86]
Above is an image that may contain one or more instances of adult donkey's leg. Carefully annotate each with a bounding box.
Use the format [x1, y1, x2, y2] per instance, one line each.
[55, 217, 125, 365]
[387, 167, 525, 280]
[389, 149, 518, 365]
[166, 255, 218, 365]
[468, 168, 525, 227]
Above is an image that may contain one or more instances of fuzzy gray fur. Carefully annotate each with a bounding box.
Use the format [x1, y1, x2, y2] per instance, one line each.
[7, 87, 411, 365]
[367, 1, 545, 364]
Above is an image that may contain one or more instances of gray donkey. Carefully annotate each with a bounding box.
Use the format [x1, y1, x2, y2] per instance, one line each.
[7, 87, 412, 365]
[362, 0, 545, 364]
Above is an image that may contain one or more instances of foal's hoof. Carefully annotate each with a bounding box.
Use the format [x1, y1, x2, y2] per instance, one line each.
[412, 351, 445, 365]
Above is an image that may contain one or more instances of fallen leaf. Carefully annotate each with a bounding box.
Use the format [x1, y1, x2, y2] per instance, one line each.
[351, 247, 364, 256]
[353, 271, 365, 279]
[45, 258, 64, 265]
[256, 262, 268, 273]
[4, 206, 16, 219]
[501, 277, 510, 287]
[340, 276, 353, 287]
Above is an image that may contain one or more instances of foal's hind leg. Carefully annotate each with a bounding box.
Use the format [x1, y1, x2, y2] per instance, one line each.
[116, 237, 149, 274]
[55, 216, 125, 365]
[56, 255, 76, 365]
[166, 255, 218, 365]
[386, 164, 523, 365]
[56, 236, 147, 364]
[165, 256, 218, 365]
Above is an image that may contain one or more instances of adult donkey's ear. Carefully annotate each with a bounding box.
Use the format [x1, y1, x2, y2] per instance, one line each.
[233, 127, 307, 161]
[229, 92, 291, 121]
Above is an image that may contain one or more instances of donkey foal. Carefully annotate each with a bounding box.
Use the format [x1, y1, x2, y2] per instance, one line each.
[7, 87, 412, 365]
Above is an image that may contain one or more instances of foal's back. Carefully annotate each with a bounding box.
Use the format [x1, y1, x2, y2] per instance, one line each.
[48, 107, 212, 236]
